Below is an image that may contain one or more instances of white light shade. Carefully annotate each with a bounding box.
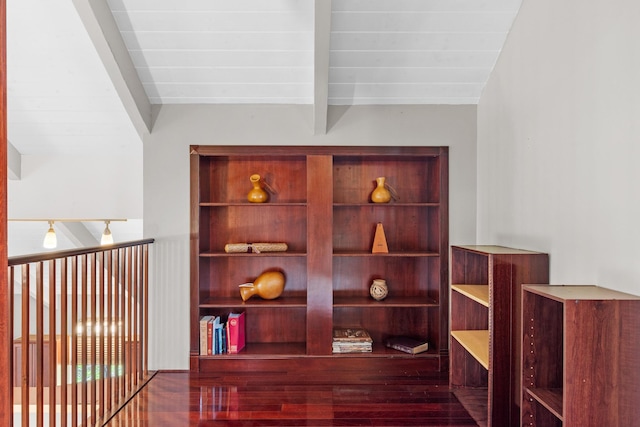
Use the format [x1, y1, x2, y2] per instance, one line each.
[101, 221, 113, 245]
[43, 222, 57, 249]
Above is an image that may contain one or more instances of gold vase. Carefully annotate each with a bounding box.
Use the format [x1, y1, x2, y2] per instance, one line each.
[239, 271, 285, 301]
[247, 174, 269, 203]
[370, 177, 391, 203]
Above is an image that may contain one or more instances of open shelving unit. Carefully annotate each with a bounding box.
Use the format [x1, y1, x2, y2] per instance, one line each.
[190, 146, 449, 371]
[521, 285, 640, 426]
[450, 245, 549, 427]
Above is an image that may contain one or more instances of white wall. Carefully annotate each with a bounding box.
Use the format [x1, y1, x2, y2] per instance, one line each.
[8, 154, 143, 255]
[144, 104, 477, 369]
[477, 0, 640, 295]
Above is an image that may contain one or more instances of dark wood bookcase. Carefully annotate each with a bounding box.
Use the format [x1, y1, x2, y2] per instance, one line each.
[521, 285, 640, 426]
[450, 245, 549, 427]
[190, 146, 449, 371]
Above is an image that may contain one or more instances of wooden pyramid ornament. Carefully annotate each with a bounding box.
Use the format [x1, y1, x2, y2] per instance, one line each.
[372, 223, 389, 253]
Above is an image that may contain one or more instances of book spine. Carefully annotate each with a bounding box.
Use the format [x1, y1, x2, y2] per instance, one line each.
[207, 320, 213, 355]
[199, 316, 209, 356]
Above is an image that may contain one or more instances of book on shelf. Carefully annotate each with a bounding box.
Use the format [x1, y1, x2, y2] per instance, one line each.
[332, 327, 373, 342]
[384, 336, 429, 355]
[199, 315, 214, 356]
[226, 312, 246, 354]
[332, 327, 373, 353]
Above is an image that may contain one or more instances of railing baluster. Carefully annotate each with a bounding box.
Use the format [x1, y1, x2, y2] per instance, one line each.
[71, 257, 78, 427]
[36, 262, 44, 427]
[21, 265, 29, 427]
[60, 258, 68, 427]
[126, 247, 132, 396]
[89, 252, 97, 426]
[49, 259, 57, 427]
[97, 251, 105, 424]
[8, 267, 14, 427]
[132, 246, 139, 387]
[105, 250, 113, 416]
[143, 244, 149, 376]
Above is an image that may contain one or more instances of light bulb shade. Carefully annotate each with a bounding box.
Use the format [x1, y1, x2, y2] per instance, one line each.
[101, 222, 114, 245]
[43, 224, 57, 249]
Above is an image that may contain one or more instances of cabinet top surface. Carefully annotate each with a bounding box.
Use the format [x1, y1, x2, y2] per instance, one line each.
[190, 145, 447, 157]
[452, 245, 545, 255]
[523, 284, 640, 301]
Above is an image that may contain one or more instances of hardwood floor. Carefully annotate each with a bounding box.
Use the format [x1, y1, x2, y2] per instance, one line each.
[105, 360, 480, 426]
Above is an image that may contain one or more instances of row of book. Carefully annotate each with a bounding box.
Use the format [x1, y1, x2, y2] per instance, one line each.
[332, 327, 429, 355]
[200, 312, 246, 355]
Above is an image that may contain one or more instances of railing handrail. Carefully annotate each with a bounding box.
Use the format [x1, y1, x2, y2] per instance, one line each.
[8, 238, 155, 266]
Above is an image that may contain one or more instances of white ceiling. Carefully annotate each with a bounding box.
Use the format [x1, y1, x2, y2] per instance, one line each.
[7, 0, 522, 155]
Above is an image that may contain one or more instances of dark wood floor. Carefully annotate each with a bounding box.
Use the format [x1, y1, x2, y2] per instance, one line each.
[105, 359, 482, 426]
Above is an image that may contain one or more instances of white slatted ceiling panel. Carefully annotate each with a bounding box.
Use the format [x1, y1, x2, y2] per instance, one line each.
[107, 0, 315, 104]
[7, 0, 141, 155]
[107, 0, 521, 106]
[329, 0, 522, 104]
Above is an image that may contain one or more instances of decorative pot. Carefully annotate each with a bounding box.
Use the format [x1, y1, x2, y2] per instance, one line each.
[247, 174, 269, 203]
[369, 279, 388, 301]
[239, 270, 285, 301]
[370, 177, 391, 203]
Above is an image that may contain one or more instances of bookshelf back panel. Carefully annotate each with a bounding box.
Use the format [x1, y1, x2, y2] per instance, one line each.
[200, 156, 307, 203]
[450, 290, 488, 331]
[451, 249, 488, 284]
[243, 307, 307, 344]
[333, 206, 438, 252]
[333, 156, 441, 203]
[333, 256, 439, 300]
[523, 291, 563, 390]
[200, 206, 307, 252]
[333, 307, 430, 344]
[199, 257, 307, 299]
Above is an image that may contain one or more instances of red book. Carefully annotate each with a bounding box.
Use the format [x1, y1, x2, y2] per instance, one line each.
[226, 312, 245, 354]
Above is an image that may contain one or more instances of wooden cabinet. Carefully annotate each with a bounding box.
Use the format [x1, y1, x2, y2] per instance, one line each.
[190, 146, 449, 371]
[450, 245, 549, 427]
[521, 285, 640, 427]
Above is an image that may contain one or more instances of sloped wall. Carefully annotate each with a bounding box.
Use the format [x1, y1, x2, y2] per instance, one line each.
[478, 0, 640, 295]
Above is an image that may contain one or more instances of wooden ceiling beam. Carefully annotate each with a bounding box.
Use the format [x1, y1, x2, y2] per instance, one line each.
[313, 0, 332, 135]
[72, 0, 153, 139]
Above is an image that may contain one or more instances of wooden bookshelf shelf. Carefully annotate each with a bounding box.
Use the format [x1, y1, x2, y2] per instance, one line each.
[333, 296, 438, 307]
[451, 330, 489, 369]
[451, 284, 489, 307]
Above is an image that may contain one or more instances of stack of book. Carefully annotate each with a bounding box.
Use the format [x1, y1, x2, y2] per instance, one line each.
[332, 327, 373, 353]
[199, 312, 246, 355]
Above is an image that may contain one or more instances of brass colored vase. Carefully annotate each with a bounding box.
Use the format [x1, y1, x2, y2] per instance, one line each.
[370, 177, 391, 203]
[247, 174, 269, 203]
[239, 271, 285, 301]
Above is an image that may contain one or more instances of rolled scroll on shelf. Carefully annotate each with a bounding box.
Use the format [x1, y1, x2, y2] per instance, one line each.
[224, 242, 288, 253]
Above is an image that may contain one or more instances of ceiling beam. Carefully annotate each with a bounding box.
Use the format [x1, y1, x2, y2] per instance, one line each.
[313, 0, 332, 135]
[7, 139, 20, 180]
[57, 221, 99, 247]
[72, 0, 153, 138]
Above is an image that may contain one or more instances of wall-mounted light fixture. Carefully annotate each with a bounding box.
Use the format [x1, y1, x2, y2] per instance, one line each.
[101, 220, 114, 245]
[9, 218, 127, 249]
[42, 220, 57, 249]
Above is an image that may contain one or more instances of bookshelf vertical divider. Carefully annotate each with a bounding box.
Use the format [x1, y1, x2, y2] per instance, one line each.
[190, 146, 449, 372]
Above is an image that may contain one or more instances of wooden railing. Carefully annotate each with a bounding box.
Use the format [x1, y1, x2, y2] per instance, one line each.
[7, 239, 154, 427]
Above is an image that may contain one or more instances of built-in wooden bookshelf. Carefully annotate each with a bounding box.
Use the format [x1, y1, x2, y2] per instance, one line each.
[450, 245, 549, 427]
[521, 285, 640, 426]
[190, 146, 449, 371]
